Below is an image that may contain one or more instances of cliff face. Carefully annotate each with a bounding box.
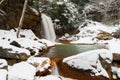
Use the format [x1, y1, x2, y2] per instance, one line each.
[0, 0, 42, 38]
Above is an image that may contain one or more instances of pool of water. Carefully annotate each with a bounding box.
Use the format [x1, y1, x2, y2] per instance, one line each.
[43, 44, 105, 58]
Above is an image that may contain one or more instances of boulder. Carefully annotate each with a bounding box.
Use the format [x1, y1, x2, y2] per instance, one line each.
[8, 61, 36, 80]
[27, 57, 55, 76]
[57, 49, 112, 80]
[0, 69, 7, 80]
[113, 53, 120, 61]
[96, 31, 112, 40]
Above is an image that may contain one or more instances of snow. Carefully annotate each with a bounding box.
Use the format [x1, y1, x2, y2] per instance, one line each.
[57, 1, 64, 5]
[36, 75, 77, 80]
[30, 7, 39, 15]
[27, 57, 50, 72]
[39, 39, 55, 47]
[63, 49, 112, 78]
[0, 69, 7, 80]
[71, 20, 118, 44]
[8, 62, 36, 80]
[72, 37, 96, 44]
[84, 4, 99, 13]
[0, 59, 7, 68]
[36, 75, 61, 80]
[0, 29, 55, 56]
[112, 67, 120, 78]
[107, 39, 120, 54]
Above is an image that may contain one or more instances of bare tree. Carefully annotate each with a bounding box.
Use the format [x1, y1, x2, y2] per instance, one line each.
[17, 0, 28, 38]
[0, 0, 5, 5]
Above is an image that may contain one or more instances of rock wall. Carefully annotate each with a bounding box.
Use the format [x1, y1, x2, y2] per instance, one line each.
[0, 0, 42, 38]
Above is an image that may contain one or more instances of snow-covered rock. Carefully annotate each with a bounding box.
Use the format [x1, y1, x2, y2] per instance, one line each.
[112, 66, 120, 78]
[27, 57, 52, 76]
[107, 39, 120, 54]
[39, 39, 55, 47]
[0, 59, 7, 68]
[27, 57, 50, 72]
[36, 75, 61, 80]
[63, 49, 112, 78]
[0, 29, 55, 58]
[0, 69, 7, 80]
[71, 20, 118, 44]
[8, 62, 36, 80]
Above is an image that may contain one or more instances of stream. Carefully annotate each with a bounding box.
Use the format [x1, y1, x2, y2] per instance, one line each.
[43, 44, 105, 58]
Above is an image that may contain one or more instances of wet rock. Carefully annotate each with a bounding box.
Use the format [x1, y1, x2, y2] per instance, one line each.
[96, 31, 112, 40]
[10, 41, 21, 48]
[0, 47, 19, 59]
[18, 53, 29, 61]
[113, 53, 120, 61]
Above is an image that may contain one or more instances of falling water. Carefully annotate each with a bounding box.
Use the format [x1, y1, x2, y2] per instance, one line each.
[51, 62, 59, 75]
[41, 13, 56, 42]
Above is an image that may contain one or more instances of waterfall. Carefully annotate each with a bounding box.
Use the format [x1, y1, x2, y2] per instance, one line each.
[51, 62, 59, 76]
[41, 13, 56, 42]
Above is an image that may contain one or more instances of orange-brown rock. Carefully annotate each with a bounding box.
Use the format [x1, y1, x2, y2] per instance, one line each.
[113, 53, 120, 61]
[96, 31, 112, 40]
[36, 68, 51, 76]
[28, 58, 55, 76]
[58, 40, 71, 44]
[57, 59, 110, 80]
[36, 60, 56, 76]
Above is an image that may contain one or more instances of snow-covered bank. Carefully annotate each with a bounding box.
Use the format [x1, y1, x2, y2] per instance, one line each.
[69, 20, 119, 44]
[0, 29, 55, 57]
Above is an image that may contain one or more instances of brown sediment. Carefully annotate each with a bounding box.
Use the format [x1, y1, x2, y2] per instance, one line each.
[57, 40, 71, 44]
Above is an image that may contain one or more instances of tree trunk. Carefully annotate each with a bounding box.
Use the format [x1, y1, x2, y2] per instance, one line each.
[17, 0, 28, 38]
[0, 0, 5, 5]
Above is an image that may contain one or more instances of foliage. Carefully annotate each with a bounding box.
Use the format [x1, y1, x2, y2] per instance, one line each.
[28, 0, 87, 33]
